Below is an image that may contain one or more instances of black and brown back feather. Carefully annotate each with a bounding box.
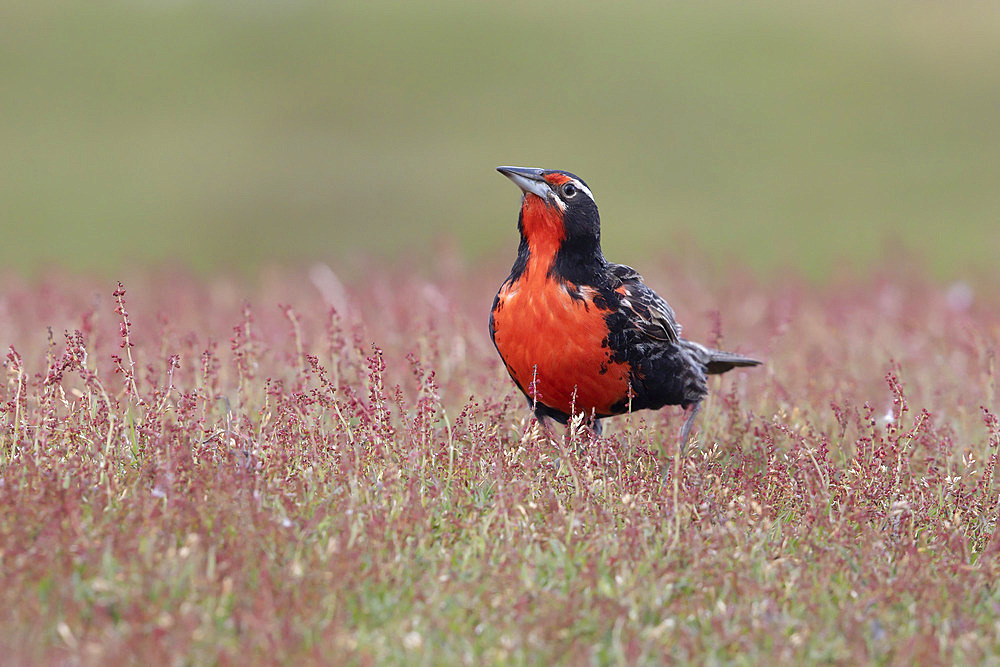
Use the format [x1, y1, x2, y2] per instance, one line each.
[596, 262, 761, 415]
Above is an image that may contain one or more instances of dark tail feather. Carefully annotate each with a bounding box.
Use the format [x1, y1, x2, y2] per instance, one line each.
[704, 352, 762, 375]
[680, 339, 763, 375]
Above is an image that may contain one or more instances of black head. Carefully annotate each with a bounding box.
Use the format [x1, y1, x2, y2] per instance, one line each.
[496, 166, 602, 250]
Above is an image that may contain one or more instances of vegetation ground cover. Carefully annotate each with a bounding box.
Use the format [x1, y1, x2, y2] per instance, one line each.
[2, 259, 998, 662]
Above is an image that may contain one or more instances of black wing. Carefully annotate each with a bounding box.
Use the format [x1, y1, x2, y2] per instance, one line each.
[607, 263, 762, 375]
[607, 263, 682, 344]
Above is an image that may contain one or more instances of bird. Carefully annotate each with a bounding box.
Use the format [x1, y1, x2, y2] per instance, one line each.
[490, 166, 761, 450]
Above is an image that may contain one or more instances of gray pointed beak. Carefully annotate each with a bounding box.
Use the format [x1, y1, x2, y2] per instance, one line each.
[497, 166, 552, 200]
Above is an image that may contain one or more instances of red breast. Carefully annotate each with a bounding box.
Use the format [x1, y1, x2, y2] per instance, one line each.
[491, 188, 631, 417]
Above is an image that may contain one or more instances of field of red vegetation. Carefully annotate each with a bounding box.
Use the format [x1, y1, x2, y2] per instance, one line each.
[2, 258, 999, 663]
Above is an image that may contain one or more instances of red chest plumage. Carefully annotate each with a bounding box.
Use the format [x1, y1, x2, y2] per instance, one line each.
[491, 247, 632, 418]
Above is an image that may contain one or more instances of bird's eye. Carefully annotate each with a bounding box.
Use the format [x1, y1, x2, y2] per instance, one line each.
[562, 183, 578, 198]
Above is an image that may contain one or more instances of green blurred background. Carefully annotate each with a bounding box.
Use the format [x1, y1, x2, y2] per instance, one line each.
[2, 1, 998, 281]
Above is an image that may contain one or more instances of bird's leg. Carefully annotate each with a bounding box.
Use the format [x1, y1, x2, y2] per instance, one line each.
[661, 402, 702, 489]
[531, 413, 558, 443]
[573, 414, 602, 456]
[678, 402, 702, 456]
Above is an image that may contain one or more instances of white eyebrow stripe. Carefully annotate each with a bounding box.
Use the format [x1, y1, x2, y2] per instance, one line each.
[572, 179, 595, 202]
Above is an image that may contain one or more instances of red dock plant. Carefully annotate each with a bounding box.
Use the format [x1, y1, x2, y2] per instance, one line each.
[1, 260, 999, 663]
